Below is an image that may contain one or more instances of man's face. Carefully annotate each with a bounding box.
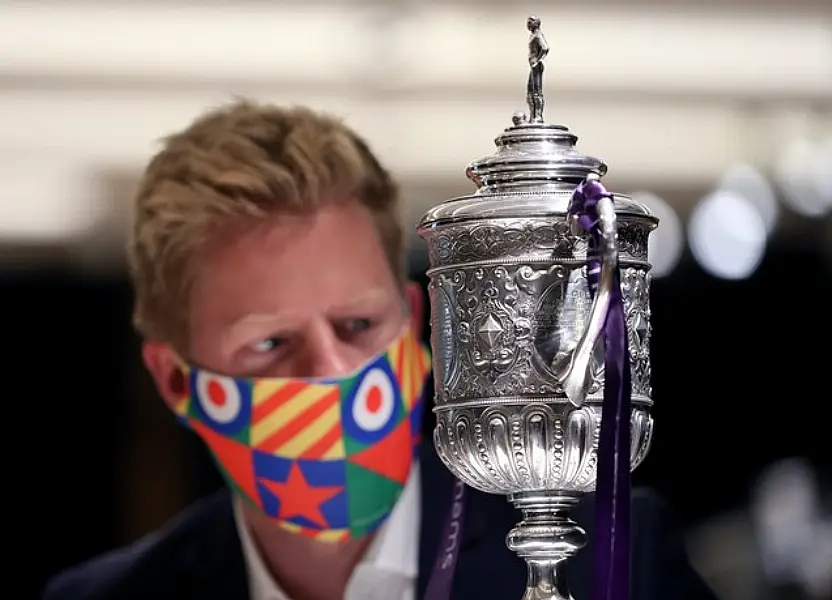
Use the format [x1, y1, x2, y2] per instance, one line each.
[144, 200, 419, 402]
[190, 200, 410, 379]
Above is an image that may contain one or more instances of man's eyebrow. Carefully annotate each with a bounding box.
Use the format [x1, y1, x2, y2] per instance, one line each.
[226, 289, 395, 329]
[329, 289, 394, 313]
[225, 311, 293, 333]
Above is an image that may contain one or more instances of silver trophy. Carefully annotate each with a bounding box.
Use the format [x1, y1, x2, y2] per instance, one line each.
[417, 15, 658, 600]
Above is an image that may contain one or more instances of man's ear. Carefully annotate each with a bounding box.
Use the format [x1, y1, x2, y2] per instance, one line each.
[142, 340, 188, 412]
[404, 281, 426, 336]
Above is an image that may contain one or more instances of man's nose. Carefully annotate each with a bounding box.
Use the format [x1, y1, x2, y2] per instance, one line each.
[297, 326, 353, 379]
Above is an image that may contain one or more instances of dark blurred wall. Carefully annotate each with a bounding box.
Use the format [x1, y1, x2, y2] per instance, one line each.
[3, 268, 132, 599]
[640, 246, 830, 523]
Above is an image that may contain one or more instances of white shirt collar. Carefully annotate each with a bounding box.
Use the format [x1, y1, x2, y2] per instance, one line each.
[234, 462, 421, 600]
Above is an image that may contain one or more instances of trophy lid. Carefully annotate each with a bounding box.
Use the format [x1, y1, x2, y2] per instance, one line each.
[465, 119, 607, 191]
[419, 15, 653, 228]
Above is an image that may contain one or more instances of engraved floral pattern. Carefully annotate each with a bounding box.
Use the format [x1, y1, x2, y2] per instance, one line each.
[429, 264, 652, 404]
[429, 220, 649, 265]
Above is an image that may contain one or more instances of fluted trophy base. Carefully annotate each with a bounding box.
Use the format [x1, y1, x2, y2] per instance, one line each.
[506, 492, 585, 600]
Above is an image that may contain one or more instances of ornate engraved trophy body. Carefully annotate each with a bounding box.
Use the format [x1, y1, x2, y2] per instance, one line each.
[418, 16, 658, 600]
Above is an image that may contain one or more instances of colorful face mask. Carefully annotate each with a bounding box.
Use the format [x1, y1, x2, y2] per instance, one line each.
[172, 326, 432, 543]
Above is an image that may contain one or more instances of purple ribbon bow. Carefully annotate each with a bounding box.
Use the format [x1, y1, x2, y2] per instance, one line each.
[568, 178, 632, 600]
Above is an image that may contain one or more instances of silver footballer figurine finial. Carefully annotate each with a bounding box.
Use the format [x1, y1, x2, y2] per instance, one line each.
[526, 14, 549, 123]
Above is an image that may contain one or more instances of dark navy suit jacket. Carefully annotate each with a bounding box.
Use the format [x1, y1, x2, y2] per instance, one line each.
[42, 438, 718, 600]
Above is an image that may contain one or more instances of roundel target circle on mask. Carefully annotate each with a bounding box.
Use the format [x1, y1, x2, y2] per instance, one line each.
[343, 367, 399, 444]
[194, 371, 247, 434]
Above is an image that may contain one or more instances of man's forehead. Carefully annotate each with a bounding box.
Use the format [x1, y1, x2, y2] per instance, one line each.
[190, 199, 400, 326]
[228, 287, 397, 326]
[214, 201, 379, 256]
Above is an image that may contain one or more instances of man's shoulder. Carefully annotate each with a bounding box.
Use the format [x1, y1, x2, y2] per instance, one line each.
[42, 531, 166, 600]
[592, 485, 679, 526]
[579, 486, 717, 600]
[571, 485, 691, 553]
[42, 491, 239, 600]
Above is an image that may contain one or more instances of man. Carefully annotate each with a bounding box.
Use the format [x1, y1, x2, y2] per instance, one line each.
[43, 101, 717, 600]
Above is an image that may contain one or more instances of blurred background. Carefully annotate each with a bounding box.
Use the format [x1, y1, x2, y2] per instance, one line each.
[1, 1, 829, 599]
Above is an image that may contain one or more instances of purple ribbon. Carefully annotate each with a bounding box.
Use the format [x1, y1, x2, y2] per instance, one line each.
[423, 479, 467, 600]
[568, 178, 632, 600]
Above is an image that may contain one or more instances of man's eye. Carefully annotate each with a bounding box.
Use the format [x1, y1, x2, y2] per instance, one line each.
[342, 318, 373, 334]
[251, 338, 284, 353]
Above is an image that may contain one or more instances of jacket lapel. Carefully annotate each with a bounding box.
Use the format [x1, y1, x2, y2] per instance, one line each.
[416, 440, 495, 599]
[175, 491, 251, 600]
[416, 440, 596, 600]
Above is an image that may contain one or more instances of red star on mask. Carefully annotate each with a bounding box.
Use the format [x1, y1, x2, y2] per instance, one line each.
[259, 463, 343, 529]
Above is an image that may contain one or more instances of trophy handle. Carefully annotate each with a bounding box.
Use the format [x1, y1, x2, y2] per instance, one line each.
[555, 174, 619, 407]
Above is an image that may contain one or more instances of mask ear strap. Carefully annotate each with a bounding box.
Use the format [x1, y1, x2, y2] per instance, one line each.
[170, 354, 191, 397]
[404, 303, 423, 339]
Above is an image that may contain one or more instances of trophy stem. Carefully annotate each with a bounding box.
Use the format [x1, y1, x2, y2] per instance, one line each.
[506, 491, 586, 600]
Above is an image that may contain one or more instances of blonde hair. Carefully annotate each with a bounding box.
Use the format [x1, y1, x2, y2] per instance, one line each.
[127, 100, 403, 351]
